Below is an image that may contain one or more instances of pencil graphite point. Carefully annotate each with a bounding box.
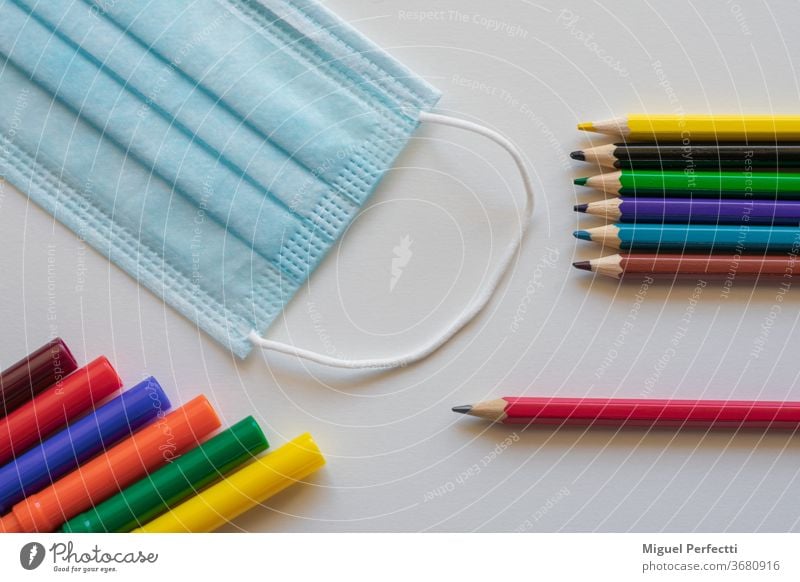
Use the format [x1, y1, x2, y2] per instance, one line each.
[574, 203, 588, 212]
[572, 261, 591, 271]
[452, 405, 472, 415]
[573, 177, 588, 186]
[577, 122, 594, 132]
[573, 230, 591, 241]
[570, 150, 586, 161]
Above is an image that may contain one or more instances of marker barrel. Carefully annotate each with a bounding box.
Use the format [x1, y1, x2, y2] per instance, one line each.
[0, 357, 122, 465]
[133, 433, 324, 533]
[0, 377, 169, 513]
[1, 396, 220, 532]
[62, 416, 269, 533]
[1, 338, 78, 418]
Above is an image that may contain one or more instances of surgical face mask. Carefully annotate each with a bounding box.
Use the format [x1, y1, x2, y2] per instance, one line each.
[0, 0, 532, 369]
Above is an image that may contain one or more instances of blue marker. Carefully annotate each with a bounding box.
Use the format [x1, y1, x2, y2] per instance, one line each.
[0, 377, 169, 513]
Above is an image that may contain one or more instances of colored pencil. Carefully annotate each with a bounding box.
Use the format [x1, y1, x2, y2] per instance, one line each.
[453, 397, 800, 429]
[573, 223, 800, 252]
[574, 169, 800, 197]
[577, 115, 800, 141]
[575, 198, 800, 225]
[571, 142, 800, 170]
[572, 253, 800, 279]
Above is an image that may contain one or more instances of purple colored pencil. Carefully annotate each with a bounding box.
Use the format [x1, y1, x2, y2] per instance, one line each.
[575, 197, 800, 225]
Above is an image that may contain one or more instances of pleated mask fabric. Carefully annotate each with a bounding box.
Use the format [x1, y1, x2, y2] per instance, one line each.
[0, 0, 441, 358]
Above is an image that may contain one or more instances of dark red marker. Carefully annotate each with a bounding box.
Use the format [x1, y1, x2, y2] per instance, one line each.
[0, 338, 78, 418]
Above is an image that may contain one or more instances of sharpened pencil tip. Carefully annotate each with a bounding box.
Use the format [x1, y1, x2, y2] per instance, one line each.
[452, 405, 472, 415]
[572, 261, 591, 271]
[570, 150, 586, 161]
[576, 122, 594, 132]
[573, 177, 588, 186]
[574, 203, 588, 212]
[573, 230, 591, 241]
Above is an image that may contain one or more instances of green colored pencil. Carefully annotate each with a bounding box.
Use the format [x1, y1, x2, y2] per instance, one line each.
[575, 169, 800, 197]
[573, 223, 800, 252]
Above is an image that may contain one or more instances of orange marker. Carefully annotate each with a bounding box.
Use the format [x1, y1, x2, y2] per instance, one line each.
[0, 395, 220, 532]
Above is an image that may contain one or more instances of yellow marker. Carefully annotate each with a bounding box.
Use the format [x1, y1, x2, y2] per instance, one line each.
[133, 433, 324, 533]
[577, 114, 800, 141]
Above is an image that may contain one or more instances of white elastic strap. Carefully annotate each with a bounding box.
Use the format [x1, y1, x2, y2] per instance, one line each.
[248, 111, 535, 368]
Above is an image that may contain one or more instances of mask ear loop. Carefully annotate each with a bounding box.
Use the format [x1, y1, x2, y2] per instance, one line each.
[248, 111, 535, 368]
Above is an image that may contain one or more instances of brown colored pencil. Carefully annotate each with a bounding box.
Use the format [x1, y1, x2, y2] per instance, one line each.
[572, 253, 800, 279]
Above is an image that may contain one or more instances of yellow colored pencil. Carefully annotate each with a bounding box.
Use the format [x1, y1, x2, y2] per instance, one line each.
[577, 114, 800, 141]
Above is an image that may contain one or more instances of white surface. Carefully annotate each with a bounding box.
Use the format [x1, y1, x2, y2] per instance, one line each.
[3, 0, 800, 532]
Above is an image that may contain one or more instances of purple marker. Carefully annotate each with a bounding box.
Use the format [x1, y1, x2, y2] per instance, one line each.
[575, 197, 800, 225]
[0, 377, 169, 513]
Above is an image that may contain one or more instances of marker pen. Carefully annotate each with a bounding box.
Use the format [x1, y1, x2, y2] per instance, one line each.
[0, 356, 121, 465]
[0, 377, 169, 513]
[0, 395, 219, 532]
[133, 433, 324, 533]
[0, 338, 78, 417]
[62, 416, 268, 533]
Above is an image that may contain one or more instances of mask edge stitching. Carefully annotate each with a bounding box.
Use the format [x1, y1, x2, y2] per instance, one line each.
[261, 0, 436, 108]
[226, 0, 433, 125]
[261, 121, 414, 333]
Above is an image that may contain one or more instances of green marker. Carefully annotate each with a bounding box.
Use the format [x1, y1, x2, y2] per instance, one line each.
[575, 169, 800, 198]
[61, 416, 268, 533]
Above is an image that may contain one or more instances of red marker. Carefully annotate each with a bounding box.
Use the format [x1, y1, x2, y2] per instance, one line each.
[452, 397, 800, 429]
[0, 357, 121, 464]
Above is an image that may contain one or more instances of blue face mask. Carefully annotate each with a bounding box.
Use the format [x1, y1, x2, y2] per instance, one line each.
[0, 0, 532, 368]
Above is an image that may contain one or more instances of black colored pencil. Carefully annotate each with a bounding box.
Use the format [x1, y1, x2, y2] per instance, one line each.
[570, 142, 800, 169]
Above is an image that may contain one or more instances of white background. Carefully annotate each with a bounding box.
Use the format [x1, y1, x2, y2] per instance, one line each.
[3, 0, 800, 532]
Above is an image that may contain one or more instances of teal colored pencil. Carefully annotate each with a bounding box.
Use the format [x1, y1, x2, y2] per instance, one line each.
[573, 224, 800, 252]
